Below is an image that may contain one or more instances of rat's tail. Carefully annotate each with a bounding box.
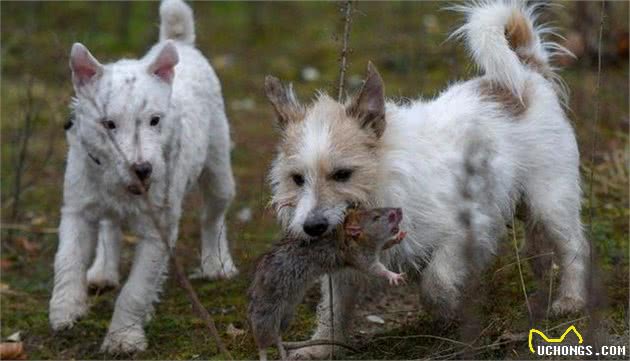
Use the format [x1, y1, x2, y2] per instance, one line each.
[159, 0, 195, 45]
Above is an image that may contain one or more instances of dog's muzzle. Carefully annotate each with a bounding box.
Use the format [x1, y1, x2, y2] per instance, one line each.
[303, 213, 329, 237]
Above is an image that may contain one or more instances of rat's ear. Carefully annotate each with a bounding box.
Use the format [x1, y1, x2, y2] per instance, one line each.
[264, 75, 305, 130]
[346, 62, 386, 138]
[70, 43, 103, 88]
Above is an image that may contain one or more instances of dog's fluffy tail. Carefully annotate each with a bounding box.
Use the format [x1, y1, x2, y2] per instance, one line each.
[451, 1, 571, 100]
[159, 0, 195, 45]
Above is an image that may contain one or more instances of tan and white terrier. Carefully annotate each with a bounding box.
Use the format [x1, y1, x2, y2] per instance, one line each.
[264, 1, 588, 358]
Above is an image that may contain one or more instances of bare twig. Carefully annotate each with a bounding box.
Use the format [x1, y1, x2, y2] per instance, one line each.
[587, 2, 605, 236]
[283, 339, 359, 353]
[492, 252, 555, 276]
[0, 223, 58, 234]
[328, 2, 354, 358]
[10, 78, 38, 225]
[336, 1, 354, 101]
[373, 334, 471, 348]
[511, 212, 533, 324]
[585, 1, 606, 342]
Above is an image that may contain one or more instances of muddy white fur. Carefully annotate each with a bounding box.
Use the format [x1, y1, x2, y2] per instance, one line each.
[265, 1, 588, 358]
[49, 0, 237, 353]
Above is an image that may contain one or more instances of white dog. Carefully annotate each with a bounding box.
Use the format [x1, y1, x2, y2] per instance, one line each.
[49, 0, 238, 353]
[265, 1, 588, 358]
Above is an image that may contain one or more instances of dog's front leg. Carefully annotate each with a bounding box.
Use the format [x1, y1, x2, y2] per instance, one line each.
[87, 218, 122, 291]
[49, 209, 98, 330]
[101, 216, 173, 354]
[290, 269, 363, 360]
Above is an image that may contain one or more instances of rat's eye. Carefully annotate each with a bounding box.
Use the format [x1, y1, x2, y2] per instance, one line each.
[291, 173, 305, 187]
[150, 115, 161, 126]
[331, 168, 353, 182]
[101, 119, 117, 130]
[372, 215, 381, 222]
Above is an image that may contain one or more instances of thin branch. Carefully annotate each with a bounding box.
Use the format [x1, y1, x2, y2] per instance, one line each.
[492, 251, 555, 275]
[283, 339, 359, 353]
[329, 2, 354, 358]
[336, 1, 354, 101]
[373, 334, 471, 348]
[0, 223, 58, 234]
[511, 212, 533, 324]
[11, 78, 38, 225]
[587, 0, 605, 317]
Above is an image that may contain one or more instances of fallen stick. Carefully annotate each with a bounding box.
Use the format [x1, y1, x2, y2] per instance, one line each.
[283, 339, 359, 353]
[0, 223, 58, 234]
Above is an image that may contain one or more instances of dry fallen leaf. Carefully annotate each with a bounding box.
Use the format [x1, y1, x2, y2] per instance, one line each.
[366, 315, 385, 325]
[30, 216, 47, 226]
[0, 283, 23, 297]
[123, 234, 139, 244]
[0, 342, 27, 360]
[14, 237, 39, 255]
[1, 259, 14, 271]
[226, 323, 245, 338]
[6, 332, 21, 342]
[0, 283, 11, 294]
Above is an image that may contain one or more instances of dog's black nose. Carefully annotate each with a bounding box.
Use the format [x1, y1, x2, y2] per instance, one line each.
[132, 162, 153, 181]
[303, 215, 329, 237]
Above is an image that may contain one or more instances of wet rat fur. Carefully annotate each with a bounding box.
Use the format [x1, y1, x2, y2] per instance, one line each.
[247, 208, 404, 360]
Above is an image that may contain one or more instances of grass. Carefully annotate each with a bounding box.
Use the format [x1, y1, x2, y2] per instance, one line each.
[1, 1, 628, 360]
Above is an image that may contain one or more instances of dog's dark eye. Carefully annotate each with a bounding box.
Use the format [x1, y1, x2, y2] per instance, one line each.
[331, 168, 353, 182]
[101, 119, 116, 130]
[291, 174, 305, 186]
[150, 115, 160, 126]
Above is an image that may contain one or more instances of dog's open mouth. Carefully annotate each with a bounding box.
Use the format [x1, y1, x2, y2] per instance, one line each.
[127, 182, 151, 195]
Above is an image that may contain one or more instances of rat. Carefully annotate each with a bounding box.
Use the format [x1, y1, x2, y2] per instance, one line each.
[247, 207, 406, 361]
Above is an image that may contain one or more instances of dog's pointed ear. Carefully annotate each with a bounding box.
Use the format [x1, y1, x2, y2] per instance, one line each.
[264, 75, 304, 130]
[347, 62, 386, 138]
[70, 43, 103, 87]
[148, 41, 179, 83]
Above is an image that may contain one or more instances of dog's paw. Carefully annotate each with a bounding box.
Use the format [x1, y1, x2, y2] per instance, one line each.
[196, 259, 239, 280]
[552, 295, 585, 315]
[49, 296, 88, 331]
[101, 326, 147, 354]
[87, 268, 120, 294]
